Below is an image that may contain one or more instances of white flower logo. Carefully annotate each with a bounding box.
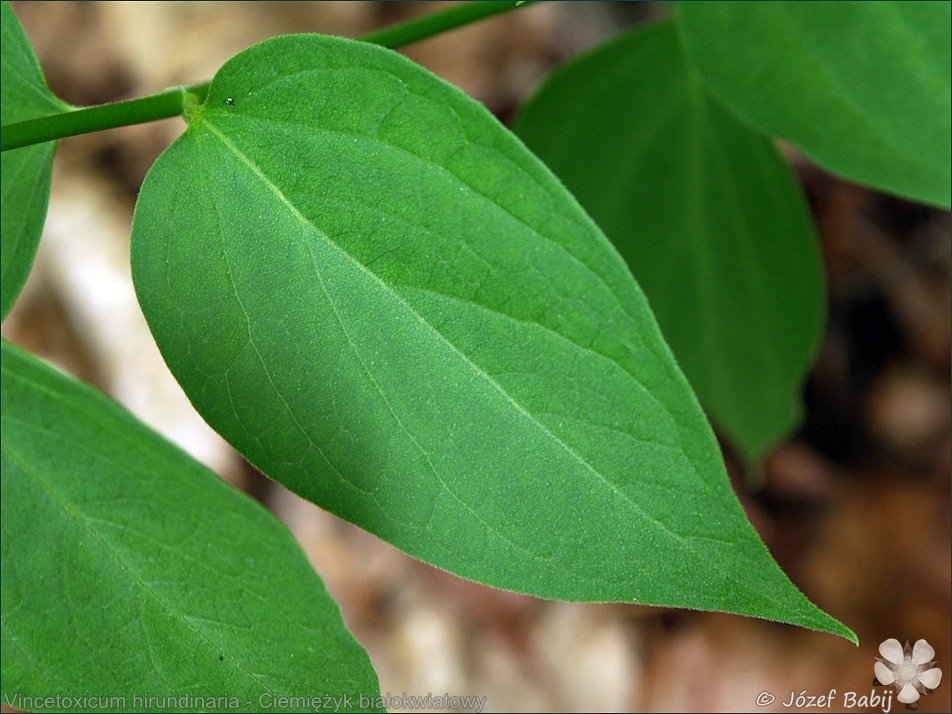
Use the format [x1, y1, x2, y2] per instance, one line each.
[874, 639, 942, 710]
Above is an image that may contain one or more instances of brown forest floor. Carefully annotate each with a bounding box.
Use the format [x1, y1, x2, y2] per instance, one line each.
[4, 3, 950, 712]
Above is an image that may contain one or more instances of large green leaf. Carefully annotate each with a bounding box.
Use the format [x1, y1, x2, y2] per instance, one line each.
[678, 1, 951, 208]
[1, 340, 380, 711]
[0, 1, 67, 320]
[513, 20, 824, 462]
[131, 33, 853, 640]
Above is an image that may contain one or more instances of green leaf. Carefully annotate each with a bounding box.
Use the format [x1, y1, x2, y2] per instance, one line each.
[678, 1, 952, 208]
[513, 20, 825, 462]
[0, 1, 67, 320]
[1, 340, 381, 711]
[131, 33, 853, 640]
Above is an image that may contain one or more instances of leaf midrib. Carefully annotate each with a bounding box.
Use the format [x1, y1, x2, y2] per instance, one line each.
[209, 109, 644, 332]
[197, 119, 808, 617]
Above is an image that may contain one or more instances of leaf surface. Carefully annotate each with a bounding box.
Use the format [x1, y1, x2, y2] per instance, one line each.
[513, 20, 825, 461]
[0, 1, 66, 319]
[131, 33, 853, 639]
[678, 1, 951, 208]
[1, 340, 380, 711]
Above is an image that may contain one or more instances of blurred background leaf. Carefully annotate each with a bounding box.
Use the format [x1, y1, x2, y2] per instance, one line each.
[678, 1, 952, 208]
[515, 19, 825, 462]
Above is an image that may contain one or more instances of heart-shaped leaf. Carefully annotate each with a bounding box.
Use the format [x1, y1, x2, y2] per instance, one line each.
[678, 1, 951, 208]
[1, 340, 380, 710]
[131, 33, 853, 640]
[513, 20, 825, 462]
[1, 1, 67, 319]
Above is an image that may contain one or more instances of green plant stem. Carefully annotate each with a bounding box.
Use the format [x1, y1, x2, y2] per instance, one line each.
[0, 1, 531, 153]
[1, 84, 209, 152]
[362, 1, 529, 49]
